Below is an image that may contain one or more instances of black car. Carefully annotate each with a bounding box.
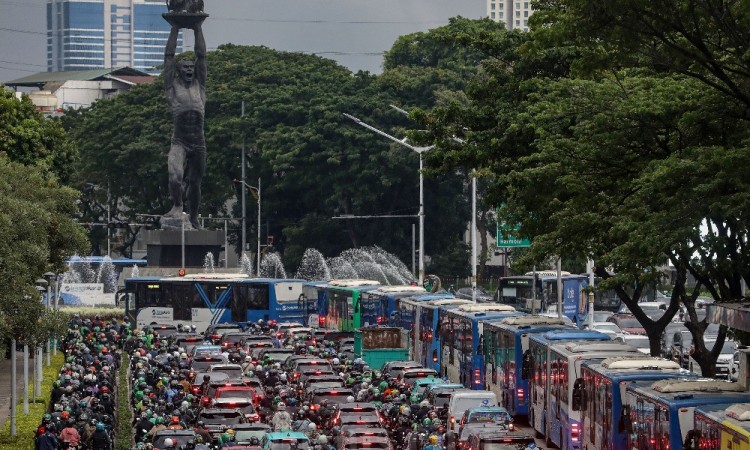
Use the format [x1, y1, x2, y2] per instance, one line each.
[196, 408, 246, 436]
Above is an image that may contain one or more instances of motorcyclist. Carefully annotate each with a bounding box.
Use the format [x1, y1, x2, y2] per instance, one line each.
[423, 434, 443, 450]
[272, 402, 292, 431]
[134, 412, 154, 443]
[90, 422, 112, 450]
[60, 419, 81, 449]
[191, 420, 212, 444]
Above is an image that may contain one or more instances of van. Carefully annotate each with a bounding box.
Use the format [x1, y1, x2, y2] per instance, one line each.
[447, 391, 498, 430]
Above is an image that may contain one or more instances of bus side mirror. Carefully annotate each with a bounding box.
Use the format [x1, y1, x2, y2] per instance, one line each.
[521, 351, 531, 380]
[572, 378, 584, 411]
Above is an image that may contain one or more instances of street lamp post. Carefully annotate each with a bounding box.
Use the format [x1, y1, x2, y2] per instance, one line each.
[234, 178, 261, 277]
[343, 112, 432, 286]
[44, 271, 57, 361]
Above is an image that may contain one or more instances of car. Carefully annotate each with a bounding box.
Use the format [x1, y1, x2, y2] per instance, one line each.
[291, 358, 333, 373]
[151, 429, 196, 449]
[191, 372, 229, 393]
[274, 321, 306, 338]
[331, 403, 381, 427]
[338, 414, 381, 428]
[208, 363, 245, 380]
[205, 383, 258, 406]
[148, 323, 180, 338]
[173, 333, 206, 353]
[310, 387, 354, 408]
[196, 408, 246, 436]
[458, 406, 514, 441]
[288, 327, 314, 339]
[591, 311, 615, 322]
[190, 354, 229, 372]
[607, 313, 646, 335]
[298, 366, 336, 384]
[190, 344, 223, 358]
[335, 427, 390, 450]
[211, 397, 260, 421]
[689, 339, 738, 378]
[455, 287, 495, 303]
[465, 430, 535, 450]
[447, 391, 499, 431]
[400, 368, 439, 386]
[256, 348, 295, 365]
[205, 323, 246, 343]
[410, 377, 444, 397]
[382, 361, 423, 379]
[302, 375, 344, 392]
[262, 431, 310, 450]
[583, 321, 627, 341]
[232, 422, 271, 445]
[219, 332, 258, 350]
[670, 327, 720, 368]
[426, 387, 471, 417]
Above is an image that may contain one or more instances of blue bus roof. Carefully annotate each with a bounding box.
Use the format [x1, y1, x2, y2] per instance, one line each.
[265, 431, 309, 441]
[539, 329, 611, 341]
[124, 276, 305, 283]
[67, 256, 147, 266]
[446, 309, 521, 321]
[627, 379, 750, 406]
[484, 319, 574, 334]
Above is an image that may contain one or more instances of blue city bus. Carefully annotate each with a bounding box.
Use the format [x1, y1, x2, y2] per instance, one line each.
[415, 298, 472, 371]
[623, 379, 750, 450]
[395, 293, 455, 332]
[361, 285, 426, 326]
[527, 330, 613, 441]
[498, 271, 589, 325]
[577, 357, 693, 450]
[123, 274, 308, 332]
[440, 304, 521, 389]
[482, 316, 575, 417]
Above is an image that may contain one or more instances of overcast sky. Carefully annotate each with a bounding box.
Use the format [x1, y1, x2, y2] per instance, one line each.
[0, 0, 486, 82]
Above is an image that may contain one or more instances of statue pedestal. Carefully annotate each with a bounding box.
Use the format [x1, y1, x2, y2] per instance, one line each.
[162, 12, 208, 28]
[143, 229, 224, 268]
[161, 214, 194, 231]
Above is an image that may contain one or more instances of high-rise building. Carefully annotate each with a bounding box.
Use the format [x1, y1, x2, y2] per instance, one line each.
[487, 0, 533, 32]
[47, 0, 182, 73]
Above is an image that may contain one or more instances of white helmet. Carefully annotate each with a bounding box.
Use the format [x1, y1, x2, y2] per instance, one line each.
[332, 358, 340, 365]
[181, 401, 189, 409]
[280, 373, 288, 382]
[308, 422, 317, 430]
[277, 402, 286, 411]
[164, 438, 175, 447]
[318, 435, 329, 445]
[420, 400, 430, 407]
[346, 396, 355, 403]
[361, 382, 369, 389]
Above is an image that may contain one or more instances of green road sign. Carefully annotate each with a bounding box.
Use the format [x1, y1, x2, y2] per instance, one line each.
[497, 224, 531, 248]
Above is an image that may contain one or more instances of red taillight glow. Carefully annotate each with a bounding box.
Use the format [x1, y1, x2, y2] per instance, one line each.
[517, 388, 524, 399]
[571, 422, 580, 442]
[474, 369, 481, 385]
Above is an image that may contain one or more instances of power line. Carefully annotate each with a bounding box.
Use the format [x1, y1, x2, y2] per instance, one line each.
[0, 59, 47, 68]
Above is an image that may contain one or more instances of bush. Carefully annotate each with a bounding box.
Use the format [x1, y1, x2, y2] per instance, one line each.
[0, 352, 64, 450]
[115, 354, 132, 450]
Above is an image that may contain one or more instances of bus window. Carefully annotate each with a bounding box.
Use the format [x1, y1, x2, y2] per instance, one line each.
[247, 285, 269, 310]
[171, 283, 193, 321]
[232, 285, 249, 322]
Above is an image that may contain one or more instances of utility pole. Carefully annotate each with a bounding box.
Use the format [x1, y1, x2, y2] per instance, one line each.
[241, 101, 247, 261]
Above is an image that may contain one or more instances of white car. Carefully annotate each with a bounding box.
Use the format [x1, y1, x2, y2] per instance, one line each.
[621, 335, 652, 354]
[584, 321, 627, 341]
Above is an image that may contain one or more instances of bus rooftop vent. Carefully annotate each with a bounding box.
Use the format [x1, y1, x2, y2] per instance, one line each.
[328, 279, 380, 287]
[165, 273, 250, 281]
[524, 271, 572, 277]
[430, 299, 472, 306]
[564, 342, 639, 353]
[652, 379, 746, 394]
[600, 356, 681, 370]
[457, 304, 517, 313]
[726, 404, 750, 421]
[500, 316, 568, 326]
[373, 285, 425, 294]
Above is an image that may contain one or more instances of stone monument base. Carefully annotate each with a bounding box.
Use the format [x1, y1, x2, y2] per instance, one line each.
[143, 229, 224, 268]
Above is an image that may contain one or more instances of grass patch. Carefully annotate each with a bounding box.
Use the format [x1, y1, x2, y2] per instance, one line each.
[115, 354, 132, 450]
[0, 352, 64, 450]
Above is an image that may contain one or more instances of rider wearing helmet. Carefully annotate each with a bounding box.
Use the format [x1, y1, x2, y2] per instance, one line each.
[271, 402, 292, 431]
[423, 434, 443, 450]
[91, 422, 112, 450]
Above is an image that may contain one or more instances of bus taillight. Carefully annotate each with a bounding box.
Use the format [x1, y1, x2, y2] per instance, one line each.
[517, 388, 524, 400]
[571, 422, 580, 442]
[318, 317, 326, 327]
[474, 369, 481, 385]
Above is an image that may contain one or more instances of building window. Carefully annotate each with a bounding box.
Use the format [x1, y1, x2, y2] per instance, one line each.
[491, 12, 496, 19]
[491, 2, 496, 9]
[524, 2, 529, 8]
[516, 10, 520, 17]
[524, 10, 529, 17]
[499, 12, 504, 18]
[516, 19, 520, 26]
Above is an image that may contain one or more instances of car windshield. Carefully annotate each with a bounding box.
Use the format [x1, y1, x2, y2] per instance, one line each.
[263, 351, 294, 360]
[595, 324, 621, 333]
[211, 367, 243, 378]
[308, 381, 344, 389]
[269, 440, 310, 450]
[217, 388, 253, 399]
[191, 358, 226, 371]
[212, 326, 243, 334]
[235, 429, 266, 442]
[345, 443, 388, 449]
[214, 400, 253, 410]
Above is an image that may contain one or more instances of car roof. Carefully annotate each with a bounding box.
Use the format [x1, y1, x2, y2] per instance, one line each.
[312, 387, 353, 393]
[199, 408, 243, 414]
[265, 431, 309, 440]
[337, 402, 378, 409]
[233, 423, 271, 430]
[466, 406, 510, 414]
[154, 429, 196, 436]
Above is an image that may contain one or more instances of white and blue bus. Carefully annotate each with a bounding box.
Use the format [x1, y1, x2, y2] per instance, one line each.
[414, 298, 471, 371]
[361, 285, 426, 326]
[497, 271, 589, 325]
[123, 274, 308, 332]
[576, 356, 692, 450]
[482, 315, 574, 418]
[441, 304, 520, 389]
[623, 379, 750, 450]
[527, 330, 613, 444]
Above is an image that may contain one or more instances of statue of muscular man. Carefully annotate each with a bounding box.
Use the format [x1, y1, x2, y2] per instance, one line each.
[163, 23, 206, 230]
